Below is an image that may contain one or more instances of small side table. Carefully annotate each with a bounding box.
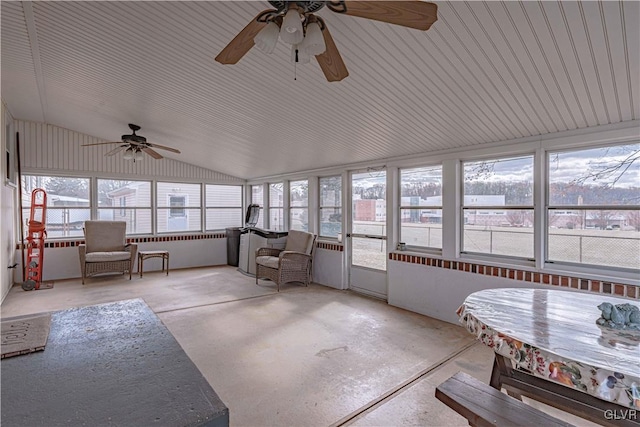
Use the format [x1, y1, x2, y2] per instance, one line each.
[138, 250, 169, 277]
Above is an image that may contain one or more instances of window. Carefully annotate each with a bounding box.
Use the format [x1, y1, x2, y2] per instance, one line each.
[169, 196, 186, 217]
[462, 155, 534, 259]
[205, 185, 243, 230]
[251, 184, 264, 229]
[319, 176, 342, 238]
[400, 165, 442, 249]
[289, 180, 308, 231]
[22, 175, 91, 238]
[21, 175, 90, 238]
[157, 182, 201, 233]
[269, 182, 284, 231]
[547, 143, 640, 270]
[98, 179, 152, 234]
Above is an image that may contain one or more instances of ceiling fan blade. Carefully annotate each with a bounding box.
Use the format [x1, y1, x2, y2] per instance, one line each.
[147, 143, 181, 154]
[215, 10, 274, 64]
[82, 141, 122, 147]
[141, 147, 163, 160]
[315, 24, 349, 82]
[105, 145, 128, 156]
[339, 1, 437, 31]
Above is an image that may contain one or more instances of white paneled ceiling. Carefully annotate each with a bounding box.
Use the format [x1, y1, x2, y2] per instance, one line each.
[2, 1, 638, 179]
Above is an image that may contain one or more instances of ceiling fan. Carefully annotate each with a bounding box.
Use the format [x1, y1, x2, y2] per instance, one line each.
[82, 124, 181, 161]
[215, 1, 438, 82]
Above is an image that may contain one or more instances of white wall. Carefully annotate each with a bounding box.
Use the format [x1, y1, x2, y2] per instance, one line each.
[1, 103, 17, 301]
[16, 120, 244, 182]
[387, 260, 550, 324]
[313, 246, 345, 290]
[16, 238, 227, 282]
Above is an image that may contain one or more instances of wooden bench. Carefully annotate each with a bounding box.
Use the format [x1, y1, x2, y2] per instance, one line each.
[435, 372, 574, 427]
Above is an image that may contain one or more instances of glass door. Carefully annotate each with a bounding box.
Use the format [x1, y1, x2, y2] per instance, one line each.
[348, 170, 387, 299]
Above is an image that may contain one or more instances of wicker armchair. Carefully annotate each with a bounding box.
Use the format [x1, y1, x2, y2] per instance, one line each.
[78, 221, 137, 284]
[255, 230, 316, 291]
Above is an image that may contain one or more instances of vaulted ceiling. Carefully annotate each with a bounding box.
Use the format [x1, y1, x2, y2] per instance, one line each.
[2, 1, 638, 180]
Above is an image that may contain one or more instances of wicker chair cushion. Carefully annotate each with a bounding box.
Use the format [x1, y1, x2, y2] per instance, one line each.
[284, 230, 314, 254]
[84, 221, 127, 252]
[85, 251, 132, 263]
[255, 255, 280, 269]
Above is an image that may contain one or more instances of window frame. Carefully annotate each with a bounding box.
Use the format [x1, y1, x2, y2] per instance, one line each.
[289, 179, 309, 232]
[318, 175, 342, 240]
[268, 182, 284, 231]
[460, 154, 536, 262]
[21, 174, 91, 239]
[398, 164, 443, 252]
[545, 142, 640, 273]
[97, 178, 152, 236]
[156, 181, 202, 234]
[204, 184, 243, 231]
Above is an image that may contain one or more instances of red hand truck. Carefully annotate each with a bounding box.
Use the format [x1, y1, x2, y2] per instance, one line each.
[22, 188, 47, 291]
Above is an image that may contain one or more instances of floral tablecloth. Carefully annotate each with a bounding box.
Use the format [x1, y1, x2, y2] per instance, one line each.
[458, 288, 640, 408]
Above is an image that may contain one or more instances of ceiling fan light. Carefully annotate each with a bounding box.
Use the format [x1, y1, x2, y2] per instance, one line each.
[254, 21, 280, 54]
[291, 44, 310, 64]
[300, 22, 325, 56]
[123, 147, 134, 160]
[134, 149, 144, 161]
[280, 9, 304, 45]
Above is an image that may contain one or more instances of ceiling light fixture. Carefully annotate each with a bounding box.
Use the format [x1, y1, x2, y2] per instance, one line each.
[123, 146, 144, 162]
[123, 147, 134, 161]
[254, 4, 326, 65]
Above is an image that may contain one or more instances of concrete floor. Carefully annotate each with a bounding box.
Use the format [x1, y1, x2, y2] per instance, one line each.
[1, 266, 595, 426]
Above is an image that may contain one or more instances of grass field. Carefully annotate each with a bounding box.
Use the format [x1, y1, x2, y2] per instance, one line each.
[353, 222, 639, 270]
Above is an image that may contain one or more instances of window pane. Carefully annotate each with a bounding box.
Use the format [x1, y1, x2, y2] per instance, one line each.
[97, 208, 152, 234]
[157, 208, 201, 233]
[400, 166, 442, 248]
[464, 156, 534, 206]
[22, 176, 89, 208]
[206, 185, 242, 208]
[251, 185, 264, 229]
[463, 156, 534, 258]
[98, 179, 151, 208]
[206, 208, 243, 230]
[320, 176, 342, 239]
[351, 237, 386, 270]
[269, 208, 285, 231]
[549, 144, 640, 206]
[320, 176, 341, 207]
[24, 208, 90, 238]
[269, 183, 283, 208]
[290, 180, 308, 206]
[21, 175, 90, 238]
[290, 208, 308, 231]
[320, 208, 341, 238]
[463, 209, 533, 258]
[547, 144, 639, 270]
[400, 166, 442, 198]
[400, 209, 442, 248]
[157, 182, 201, 207]
[548, 209, 640, 270]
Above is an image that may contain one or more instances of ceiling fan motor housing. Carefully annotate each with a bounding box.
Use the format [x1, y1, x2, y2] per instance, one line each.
[123, 123, 146, 143]
[122, 134, 147, 144]
[268, 1, 328, 14]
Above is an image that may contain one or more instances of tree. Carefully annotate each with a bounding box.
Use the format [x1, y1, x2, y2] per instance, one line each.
[45, 177, 88, 199]
[627, 211, 640, 231]
[567, 146, 640, 189]
[98, 180, 132, 206]
[506, 210, 525, 227]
